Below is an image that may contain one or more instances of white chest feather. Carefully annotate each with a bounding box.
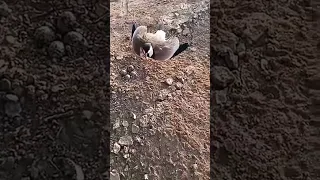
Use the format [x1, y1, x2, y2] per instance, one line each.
[155, 30, 166, 41]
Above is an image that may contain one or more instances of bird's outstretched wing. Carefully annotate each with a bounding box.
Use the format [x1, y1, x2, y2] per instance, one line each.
[151, 37, 179, 60]
[171, 43, 189, 59]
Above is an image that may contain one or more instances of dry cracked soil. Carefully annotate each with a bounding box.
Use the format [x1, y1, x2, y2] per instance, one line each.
[0, 0, 320, 180]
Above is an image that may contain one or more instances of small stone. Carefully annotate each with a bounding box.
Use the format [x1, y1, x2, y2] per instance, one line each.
[122, 120, 129, 127]
[123, 154, 130, 159]
[182, 27, 190, 36]
[176, 76, 184, 83]
[139, 115, 149, 127]
[34, 26, 56, 45]
[110, 169, 120, 180]
[5, 94, 19, 102]
[236, 42, 246, 54]
[211, 66, 235, 89]
[238, 51, 246, 59]
[0, 78, 11, 91]
[225, 53, 238, 70]
[165, 78, 174, 85]
[120, 69, 127, 76]
[125, 74, 131, 80]
[130, 149, 136, 154]
[26, 85, 35, 95]
[113, 119, 121, 129]
[112, 142, 121, 154]
[220, 46, 238, 69]
[131, 124, 139, 134]
[130, 71, 138, 77]
[48, 41, 65, 58]
[144, 174, 149, 179]
[5, 101, 21, 117]
[175, 82, 183, 89]
[51, 84, 65, 92]
[158, 89, 169, 100]
[123, 146, 129, 153]
[213, 45, 238, 69]
[0, 1, 11, 17]
[190, 47, 196, 52]
[215, 90, 227, 105]
[13, 86, 24, 97]
[63, 31, 88, 49]
[5, 36, 16, 45]
[118, 135, 133, 146]
[193, 171, 203, 180]
[124, 165, 129, 171]
[135, 136, 142, 143]
[82, 110, 93, 119]
[149, 129, 156, 136]
[127, 65, 134, 72]
[57, 11, 77, 34]
[192, 164, 198, 171]
[130, 112, 137, 120]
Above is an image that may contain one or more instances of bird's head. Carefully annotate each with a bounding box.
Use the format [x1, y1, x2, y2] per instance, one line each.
[140, 43, 153, 58]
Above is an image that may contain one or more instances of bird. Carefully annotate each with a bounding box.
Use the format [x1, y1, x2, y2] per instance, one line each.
[131, 22, 189, 61]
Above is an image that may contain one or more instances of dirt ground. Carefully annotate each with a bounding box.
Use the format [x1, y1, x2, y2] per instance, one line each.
[211, 0, 320, 180]
[0, 0, 319, 180]
[110, 0, 210, 179]
[0, 0, 110, 179]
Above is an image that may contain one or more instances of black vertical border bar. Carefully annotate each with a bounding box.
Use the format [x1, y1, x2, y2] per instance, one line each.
[209, 1, 215, 179]
[105, 0, 111, 179]
[209, 1, 216, 179]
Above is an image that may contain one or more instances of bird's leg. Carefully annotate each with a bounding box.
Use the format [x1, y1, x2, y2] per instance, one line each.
[143, 54, 149, 61]
[140, 48, 148, 61]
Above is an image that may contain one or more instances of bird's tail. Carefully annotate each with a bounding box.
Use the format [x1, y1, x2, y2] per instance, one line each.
[171, 43, 189, 59]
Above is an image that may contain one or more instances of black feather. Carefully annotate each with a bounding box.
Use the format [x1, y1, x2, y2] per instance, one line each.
[131, 23, 137, 39]
[171, 43, 189, 59]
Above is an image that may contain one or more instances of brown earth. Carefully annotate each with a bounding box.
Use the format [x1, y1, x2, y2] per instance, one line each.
[0, 0, 110, 179]
[0, 0, 319, 180]
[211, 0, 320, 180]
[110, 0, 210, 179]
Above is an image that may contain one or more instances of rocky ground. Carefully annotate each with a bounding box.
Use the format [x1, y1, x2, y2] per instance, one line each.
[0, 0, 110, 179]
[110, 0, 210, 179]
[211, 0, 320, 180]
[1, 0, 319, 180]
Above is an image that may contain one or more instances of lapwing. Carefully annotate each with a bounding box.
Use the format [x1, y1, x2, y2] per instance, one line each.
[131, 22, 189, 61]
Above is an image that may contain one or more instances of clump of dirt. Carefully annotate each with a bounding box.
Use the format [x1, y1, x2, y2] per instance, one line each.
[211, 0, 319, 179]
[0, 0, 110, 179]
[110, 0, 210, 179]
